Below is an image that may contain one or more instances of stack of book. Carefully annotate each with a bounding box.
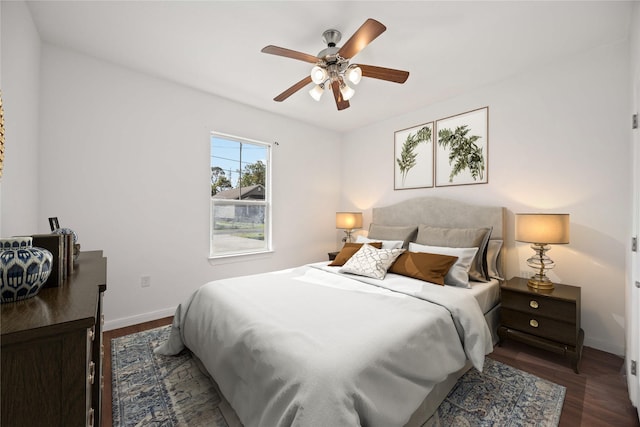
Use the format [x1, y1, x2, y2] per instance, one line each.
[31, 233, 75, 288]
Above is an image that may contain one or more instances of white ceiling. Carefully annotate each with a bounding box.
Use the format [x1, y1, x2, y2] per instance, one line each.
[25, 1, 633, 133]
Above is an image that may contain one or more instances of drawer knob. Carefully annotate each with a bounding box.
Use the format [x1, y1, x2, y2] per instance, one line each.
[529, 319, 539, 328]
[529, 300, 539, 309]
[88, 361, 96, 385]
[88, 408, 95, 427]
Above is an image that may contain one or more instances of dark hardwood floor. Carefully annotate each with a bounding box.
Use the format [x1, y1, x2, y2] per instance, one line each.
[492, 340, 639, 427]
[103, 318, 639, 427]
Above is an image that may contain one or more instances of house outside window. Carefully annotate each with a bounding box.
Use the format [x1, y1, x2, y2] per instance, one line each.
[210, 132, 271, 258]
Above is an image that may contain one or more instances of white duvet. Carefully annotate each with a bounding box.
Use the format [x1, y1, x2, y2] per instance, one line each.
[156, 263, 493, 427]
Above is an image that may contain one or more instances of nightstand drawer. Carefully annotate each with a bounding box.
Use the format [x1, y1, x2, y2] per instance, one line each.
[501, 307, 578, 345]
[501, 290, 576, 324]
[499, 277, 583, 373]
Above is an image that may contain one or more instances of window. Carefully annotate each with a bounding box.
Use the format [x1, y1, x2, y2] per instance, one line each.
[210, 132, 271, 258]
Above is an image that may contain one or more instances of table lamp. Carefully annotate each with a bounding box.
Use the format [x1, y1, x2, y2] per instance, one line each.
[515, 213, 570, 290]
[336, 212, 363, 243]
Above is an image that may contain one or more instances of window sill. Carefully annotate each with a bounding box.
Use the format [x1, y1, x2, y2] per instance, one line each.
[208, 250, 274, 265]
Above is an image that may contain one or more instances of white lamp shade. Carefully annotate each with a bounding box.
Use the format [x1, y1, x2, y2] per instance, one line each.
[340, 84, 355, 101]
[309, 85, 324, 101]
[346, 66, 362, 85]
[336, 212, 363, 230]
[516, 213, 570, 244]
[310, 66, 328, 85]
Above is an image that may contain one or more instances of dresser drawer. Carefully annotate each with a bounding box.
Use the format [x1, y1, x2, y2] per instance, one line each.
[501, 307, 578, 345]
[501, 289, 576, 324]
[0, 251, 107, 427]
[86, 326, 95, 427]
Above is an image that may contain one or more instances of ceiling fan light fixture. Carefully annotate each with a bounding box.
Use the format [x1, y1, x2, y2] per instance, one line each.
[309, 84, 324, 101]
[310, 65, 328, 85]
[340, 83, 355, 101]
[261, 19, 409, 110]
[346, 65, 362, 85]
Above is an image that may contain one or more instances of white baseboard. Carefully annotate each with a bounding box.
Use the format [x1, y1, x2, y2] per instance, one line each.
[104, 306, 176, 331]
[584, 336, 625, 357]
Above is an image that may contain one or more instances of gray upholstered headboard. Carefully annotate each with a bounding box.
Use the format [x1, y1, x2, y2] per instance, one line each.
[372, 197, 505, 240]
[371, 197, 506, 274]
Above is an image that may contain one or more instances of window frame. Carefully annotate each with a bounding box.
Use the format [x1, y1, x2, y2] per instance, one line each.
[209, 131, 272, 259]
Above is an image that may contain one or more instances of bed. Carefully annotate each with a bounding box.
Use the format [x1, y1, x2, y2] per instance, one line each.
[156, 197, 505, 427]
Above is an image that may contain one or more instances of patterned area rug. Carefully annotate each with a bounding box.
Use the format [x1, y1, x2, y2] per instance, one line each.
[112, 325, 565, 427]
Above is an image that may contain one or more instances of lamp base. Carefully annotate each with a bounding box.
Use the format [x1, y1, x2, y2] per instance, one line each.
[526, 243, 556, 290]
[527, 276, 555, 290]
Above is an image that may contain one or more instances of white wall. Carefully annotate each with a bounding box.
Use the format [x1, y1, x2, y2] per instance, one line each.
[33, 45, 342, 329]
[341, 41, 631, 355]
[0, 1, 41, 236]
[1, 1, 633, 356]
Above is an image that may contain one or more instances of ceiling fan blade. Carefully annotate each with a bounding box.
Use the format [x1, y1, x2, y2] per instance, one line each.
[261, 45, 319, 64]
[273, 76, 313, 102]
[359, 64, 409, 84]
[338, 18, 386, 60]
[330, 80, 350, 111]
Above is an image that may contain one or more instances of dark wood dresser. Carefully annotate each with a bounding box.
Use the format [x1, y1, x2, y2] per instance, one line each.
[1, 251, 107, 427]
[498, 276, 583, 373]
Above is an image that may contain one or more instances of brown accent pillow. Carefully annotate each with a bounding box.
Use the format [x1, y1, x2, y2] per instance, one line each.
[329, 242, 383, 266]
[389, 251, 459, 285]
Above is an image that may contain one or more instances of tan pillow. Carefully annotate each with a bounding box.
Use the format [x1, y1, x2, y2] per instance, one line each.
[415, 226, 492, 282]
[389, 251, 459, 285]
[329, 242, 383, 266]
[368, 224, 418, 249]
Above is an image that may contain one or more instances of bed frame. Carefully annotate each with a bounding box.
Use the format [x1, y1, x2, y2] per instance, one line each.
[373, 197, 505, 426]
[213, 197, 506, 427]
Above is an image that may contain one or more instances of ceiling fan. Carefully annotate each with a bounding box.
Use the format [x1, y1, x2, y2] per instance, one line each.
[261, 18, 409, 111]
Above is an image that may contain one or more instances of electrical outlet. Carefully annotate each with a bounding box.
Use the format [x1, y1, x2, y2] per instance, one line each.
[140, 275, 151, 288]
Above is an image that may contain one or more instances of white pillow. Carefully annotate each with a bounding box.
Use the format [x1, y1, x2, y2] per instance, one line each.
[408, 242, 478, 288]
[355, 235, 404, 250]
[339, 244, 405, 280]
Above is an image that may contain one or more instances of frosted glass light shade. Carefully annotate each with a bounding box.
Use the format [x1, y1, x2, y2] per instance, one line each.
[336, 212, 363, 230]
[516, 214, 570, 244]
[340, 84, 355, 101]
[309, 85, 324, 101]
[310, 66, 328, 84]
[346, 65, 362, 85]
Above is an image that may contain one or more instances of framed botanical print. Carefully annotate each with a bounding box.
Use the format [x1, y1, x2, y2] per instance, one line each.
[394, 122, 434, 190]
[435, 107, 488, 187]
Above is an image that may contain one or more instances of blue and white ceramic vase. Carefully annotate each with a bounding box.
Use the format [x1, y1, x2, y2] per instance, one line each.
[0, 237, 53, 303]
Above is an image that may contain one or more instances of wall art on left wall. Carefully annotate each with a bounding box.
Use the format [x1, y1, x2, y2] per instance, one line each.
[394, 122, 434, 190]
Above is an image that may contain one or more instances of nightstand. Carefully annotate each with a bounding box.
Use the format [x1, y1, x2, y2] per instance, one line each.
[328, 251, 339, 261]
[498, 277, 584, 373]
